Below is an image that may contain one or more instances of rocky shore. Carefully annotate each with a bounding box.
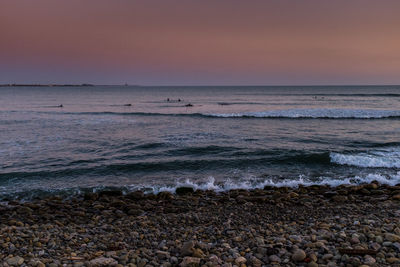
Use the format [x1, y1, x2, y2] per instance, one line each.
[1, 182, 400, 267]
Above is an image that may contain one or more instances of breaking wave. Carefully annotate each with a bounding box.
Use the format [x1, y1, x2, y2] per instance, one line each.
[330, 147, 400, 168]
[2, 172, 400, 201]
[151, 173, 400, 194]
[206, 108, 400, 119]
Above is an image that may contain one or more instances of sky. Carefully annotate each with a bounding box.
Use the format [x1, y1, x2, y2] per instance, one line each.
[1, 0, 400, 85]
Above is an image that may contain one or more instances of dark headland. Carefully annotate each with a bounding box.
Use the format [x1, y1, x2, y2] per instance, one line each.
[1, 182, 400, 266]
[0, 84, 94, 87]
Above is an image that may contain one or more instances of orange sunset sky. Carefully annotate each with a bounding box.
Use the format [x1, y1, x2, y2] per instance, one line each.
[1, 0, 400, 85]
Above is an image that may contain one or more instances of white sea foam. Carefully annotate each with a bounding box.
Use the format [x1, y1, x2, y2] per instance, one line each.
[206, 108, 400, 119]
[330, 147, 400, 168]
[3, 172, 400, 201]
[144, 173, 400, 194]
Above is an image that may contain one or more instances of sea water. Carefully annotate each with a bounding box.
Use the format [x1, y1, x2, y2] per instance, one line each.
[1, 85, 400, 200]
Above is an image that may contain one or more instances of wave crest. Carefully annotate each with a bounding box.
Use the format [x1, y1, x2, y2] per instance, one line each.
[330, 147, 400, 168]
[206, 108, 400, 119]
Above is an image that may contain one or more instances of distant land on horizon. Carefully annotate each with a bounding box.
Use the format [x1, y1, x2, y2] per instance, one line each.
[0, 83, 95, 87]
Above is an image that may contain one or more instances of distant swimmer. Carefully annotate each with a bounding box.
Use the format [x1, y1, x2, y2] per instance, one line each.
[178, 99, 181, 102]
[185, 103, 193, 107]
[167, 98, 170, 102]
[43, 104, 63, 108]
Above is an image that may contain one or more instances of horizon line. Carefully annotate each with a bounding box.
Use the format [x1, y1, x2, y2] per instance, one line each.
[1, 83, 400, 87]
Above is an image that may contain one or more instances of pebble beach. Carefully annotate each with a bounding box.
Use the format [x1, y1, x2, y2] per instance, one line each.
[1, 182, 400, 267]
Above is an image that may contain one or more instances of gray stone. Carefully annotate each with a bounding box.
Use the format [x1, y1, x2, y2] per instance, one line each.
[393, 242, 400, 252]
[385, 233, 400, 242]
[364, 255, 376, 265]
[383, 241, 393, 247]
[89, 257, 118, 267]
[269, 255, 281, 263]
[292, 249, 306, 262]
[322, 254, 334, 261]
[180, 257, 200, 267]
[170, 257, 179, 264]
[6, 257, 24, 266]
[156, 250, 170, 260]
[369, 242, 381, 251]
[181, 241, 195, 256]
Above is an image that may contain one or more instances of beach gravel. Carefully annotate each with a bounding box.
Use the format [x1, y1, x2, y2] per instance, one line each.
[1, 182, 400, 266]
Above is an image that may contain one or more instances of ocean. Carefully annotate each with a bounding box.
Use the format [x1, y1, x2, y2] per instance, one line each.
[1, 85, 400, 200]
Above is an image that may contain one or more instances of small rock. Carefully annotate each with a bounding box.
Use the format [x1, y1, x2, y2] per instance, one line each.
[126, 191, 144, 200]
[269, 255, 281, 263]
[249, 256, 262, 267]
[309, 253, 318, 262]
[292, 249, 306, 262]
[176, 187, 194, 195]
[180, 257, 200, 267]
[234, 256, 246, 265]
[387, 257, 400, 264]
[383, 241, 393, 247]
[98, 190, 123, 197]
[170, 257, 179, 264]
[392, 194, 400, 200]
[266, 247, 278, 255]
[323, 191, 337, 198]
[84, 192, 98, 200]
[6, 256, 24, 266]
[385, 233, 400, 242]
[17, 206, 32, 214]
[255, 237, 265, 246]
[332, 195, 348, 202]
[192, 248, 205, 258]
[322, 254, 333, 261]
[363, 255, 376, 265]
[137, 259, 148, 267]
[181, 240, 195, 256]
[127, 209, 144, 216]
[289, 235, 302, 243]
[349, 257, 361, 266]
[369, 242, 381, 251]
[157, 191, 174, 200]
[393, 242, 400, 252]
[89, 257, 118, 266]
[156, 250, 170, 260]
[350, 236, 360, 244]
